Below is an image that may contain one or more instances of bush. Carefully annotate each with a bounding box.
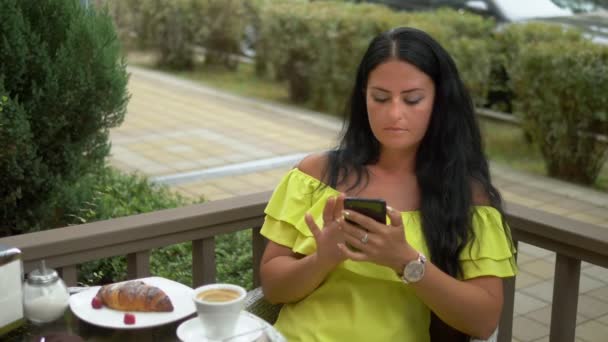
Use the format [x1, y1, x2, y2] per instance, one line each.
[100, 0, 251, 70]
[509, 39, 608, 184]
[143, 0, 199, 69]
[406, 9, 495, 107]
[192, 0, 250, 70]
[489, 22, 585, 112]
[257, 2, 495, 114]
[258, 1, 400, 111]
[73, 167, 253, 289]
[0, 0, 129, 236]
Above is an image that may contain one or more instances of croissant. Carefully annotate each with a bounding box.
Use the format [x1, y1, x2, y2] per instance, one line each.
[95, 280, 174, 312]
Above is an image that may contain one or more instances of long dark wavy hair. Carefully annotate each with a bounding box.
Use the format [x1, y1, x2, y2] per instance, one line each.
[323, 27, 506, 278]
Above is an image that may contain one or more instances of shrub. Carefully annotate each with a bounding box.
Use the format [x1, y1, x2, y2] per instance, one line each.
[489, 22, 585, 112]
[257, 2, 495, 114]
[73, 167, 253, 289]
[509, 39, 608, 184]
[0, 0, 129, 236]
[407, 10, 495, 107]
[101, 0, 251, 70]
[143, 0, 199, 69]
[192, 0, 250, 70]
[258, 1, 399, 111]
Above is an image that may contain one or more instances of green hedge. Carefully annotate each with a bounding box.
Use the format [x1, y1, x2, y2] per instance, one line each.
[258, 1, 399, 113]
[256, 3, 494, 114]
[0, 0, 129, 236]
[509, 38, 608, 184]
[404, 10, 495, 108]
[99, 0, 251, 70]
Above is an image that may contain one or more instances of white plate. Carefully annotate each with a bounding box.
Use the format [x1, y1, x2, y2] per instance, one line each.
[177, 311, 264, 342]
[69, 276, 196, 329]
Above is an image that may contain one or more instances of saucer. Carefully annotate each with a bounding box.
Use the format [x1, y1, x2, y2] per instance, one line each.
[177, 312, 265, 342]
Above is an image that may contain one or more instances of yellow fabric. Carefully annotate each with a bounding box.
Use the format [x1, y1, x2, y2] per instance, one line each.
[261, 168, 517, 342]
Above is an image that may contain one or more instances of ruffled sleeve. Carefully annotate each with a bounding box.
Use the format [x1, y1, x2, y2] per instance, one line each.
[459, 206, 518, 280]
[260, 168, 337, 255]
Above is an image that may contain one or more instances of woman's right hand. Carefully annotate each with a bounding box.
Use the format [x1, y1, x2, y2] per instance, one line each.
[305, 194, 347, 269]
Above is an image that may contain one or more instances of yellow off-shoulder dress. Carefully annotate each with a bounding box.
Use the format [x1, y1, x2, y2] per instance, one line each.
[260, 168, 517, 342]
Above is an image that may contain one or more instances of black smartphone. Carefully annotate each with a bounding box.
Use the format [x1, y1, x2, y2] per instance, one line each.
[343, 197, 387, 224]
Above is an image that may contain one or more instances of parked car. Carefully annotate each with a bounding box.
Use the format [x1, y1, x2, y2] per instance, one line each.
[362, 0, 608, 44]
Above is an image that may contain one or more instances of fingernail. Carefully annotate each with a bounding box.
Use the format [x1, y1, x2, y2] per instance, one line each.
[387, 206, 395, 213]
[342, 210, 350, 218]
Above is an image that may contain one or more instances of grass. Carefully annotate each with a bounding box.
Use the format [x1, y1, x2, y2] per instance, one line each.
[127, 52, 608, 193]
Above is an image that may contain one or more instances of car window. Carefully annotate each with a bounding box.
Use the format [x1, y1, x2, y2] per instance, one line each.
[494, 0, 572, 21]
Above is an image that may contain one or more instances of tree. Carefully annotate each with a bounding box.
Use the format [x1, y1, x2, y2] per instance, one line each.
[0, 0, 129, 236]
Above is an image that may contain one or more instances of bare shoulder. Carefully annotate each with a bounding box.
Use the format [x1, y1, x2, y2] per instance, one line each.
[295, 152, 329, 182]
[471, 179, 491, 206]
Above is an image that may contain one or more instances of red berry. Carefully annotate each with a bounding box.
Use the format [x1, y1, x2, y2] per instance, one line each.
[91, 297, 103, 309]
[124, 313, 136, 325]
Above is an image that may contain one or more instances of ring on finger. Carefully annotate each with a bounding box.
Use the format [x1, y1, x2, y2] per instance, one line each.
[361, 232, 369, 244]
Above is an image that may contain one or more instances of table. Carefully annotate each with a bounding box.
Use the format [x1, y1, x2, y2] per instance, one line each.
[4, 310, 285, 342]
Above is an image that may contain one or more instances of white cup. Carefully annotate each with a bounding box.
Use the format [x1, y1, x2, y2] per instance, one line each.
[192, 283, 247, 340]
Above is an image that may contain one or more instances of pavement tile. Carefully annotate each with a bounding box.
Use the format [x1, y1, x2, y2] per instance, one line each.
[514, 292, 549, 315]
[196, 157, 227, 168]
[524, 305, 588, 327]
[518, 259, 555, 280]
[586, 286, 608, 302]
[521, 280, 554, 302]
[517, 243, 554, 258]
[577, 319, 608, 342]
[530, 337, 549, 342]
[209, 177, 253, 193]
[516, 251, 539, 264]
[502, 191, 545, 208]
[515, 271, 544, 290]
[534, 203, 573, 216]
[172, 160, 200, 171]
[582, 261, 596, 270]
[580, 274, 608, 293]
[523, 191, 565, 205]
[577, 294, 608, 319]
[598, 314, 608, 325]
[521, 277, 606, 306]
[512, 316, 549, 341]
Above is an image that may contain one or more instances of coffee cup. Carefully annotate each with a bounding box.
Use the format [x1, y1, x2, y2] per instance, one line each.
[192, 283, 246, 339]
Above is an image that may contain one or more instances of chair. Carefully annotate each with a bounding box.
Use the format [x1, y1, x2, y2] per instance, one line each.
[244, 287, 498, 342]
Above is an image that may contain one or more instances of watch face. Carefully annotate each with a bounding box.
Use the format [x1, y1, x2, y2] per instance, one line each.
[404, 261, 424, 282]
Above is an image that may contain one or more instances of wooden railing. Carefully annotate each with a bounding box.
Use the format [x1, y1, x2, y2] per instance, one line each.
[1, 191, 606, 342]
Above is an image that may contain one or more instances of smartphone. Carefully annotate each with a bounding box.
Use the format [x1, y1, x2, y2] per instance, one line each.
[343, 197, 387, 224]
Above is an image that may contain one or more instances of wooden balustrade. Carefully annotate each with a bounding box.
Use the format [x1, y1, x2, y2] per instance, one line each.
[1, 191, 606, 342]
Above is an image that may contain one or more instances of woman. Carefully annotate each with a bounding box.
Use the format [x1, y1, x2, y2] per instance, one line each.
[259, 27, 516, 341]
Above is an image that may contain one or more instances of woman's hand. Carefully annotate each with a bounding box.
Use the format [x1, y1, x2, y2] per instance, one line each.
[305, 194, 347, 269]
[338, 206, 418, 273]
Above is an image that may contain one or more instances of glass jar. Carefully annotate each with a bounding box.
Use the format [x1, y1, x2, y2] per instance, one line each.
[23, 260, 70, 324]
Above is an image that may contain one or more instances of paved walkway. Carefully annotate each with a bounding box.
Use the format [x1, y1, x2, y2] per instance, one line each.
[109, 66, 608, 342]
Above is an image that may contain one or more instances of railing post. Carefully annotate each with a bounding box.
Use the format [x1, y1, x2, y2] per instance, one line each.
[498, 240, 517, 342]
[550, 254, 581, 342]
[127, 251, 150, 279]
[193, 237, 216, 287]
[252, 226, 267, 288]
[59, 265, 78, 287]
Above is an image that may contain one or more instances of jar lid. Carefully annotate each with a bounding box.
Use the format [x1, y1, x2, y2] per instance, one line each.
[27, 261, 59, 285]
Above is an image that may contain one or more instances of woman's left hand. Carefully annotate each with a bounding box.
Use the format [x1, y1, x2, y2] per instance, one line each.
[338, 206, 418, 273]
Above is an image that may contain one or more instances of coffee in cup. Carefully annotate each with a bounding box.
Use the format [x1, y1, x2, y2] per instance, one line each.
[192, 284, 246, 340]
[196, 288, 240, 302]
